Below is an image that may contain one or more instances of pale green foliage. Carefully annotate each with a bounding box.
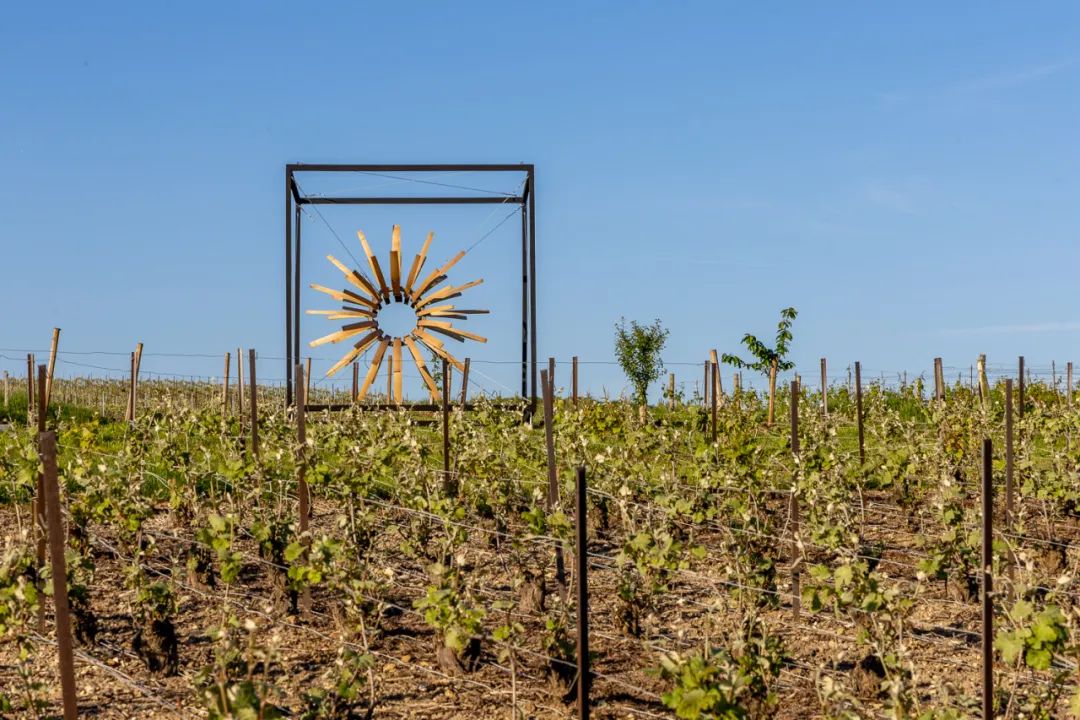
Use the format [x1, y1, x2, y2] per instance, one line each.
[614, 317, 670, 405]
[722, 307, 798, 375]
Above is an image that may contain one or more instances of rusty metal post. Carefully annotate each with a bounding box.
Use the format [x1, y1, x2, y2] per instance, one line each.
[572, 356, 579, 405]
[26, 354, 34, 426]
[981, 438, 994, 720]
[40, 431, 78, 720]
[295, 363, 311, 613]
[1018, 356, 1025, 420]
[35, 366, 47, 632]
[222, 352, 231, 417]
[352, 361, 359, 401]
[820, 357, 828, 417]
[1005, 379, 1014, 528]
[855, 361, 865, 465]
[790, 379, 801, 618]
[248, 349, 259, 460]
[1069, 362, 1074, 408]
[575, 465, 590, 720]
[442, 358, 453, 496]
[126, 351, 136, 422]
[702, 360, 709, 408]
[237, 348, 245, 421]
[541, 368, 566, 592]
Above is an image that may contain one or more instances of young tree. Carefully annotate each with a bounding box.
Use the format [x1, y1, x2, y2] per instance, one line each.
[722, 307, 798, 426]
[614, 318, 669, 406]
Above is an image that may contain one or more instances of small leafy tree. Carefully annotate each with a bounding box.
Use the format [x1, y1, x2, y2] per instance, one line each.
[722, 307, 797, 426]
[614, 318, 670, 406]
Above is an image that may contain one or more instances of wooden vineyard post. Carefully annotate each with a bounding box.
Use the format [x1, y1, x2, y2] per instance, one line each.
[27, 354, 34, 426]
[222, 352, 231, 417]
[1018, 356, 1025, 420]
[702, 360, 709, 408]
[668, 373, 675, 410]
[237, 348, 244, 420]
[855, 361, 865, 466]
[710, 361, 718, 444]
[541, 368, 566, 594]
[977, 354, 989, 405]
[1053, 361, 1058, 398]
[710, 349, 722, 405]
[39, 431, 78, 720]
[572, 355, 579, 405]
[459, 358, 470, 406]
[442, 358, 453, 496]
[126, 342, 143, 422]
[820, 357, 828, 417]
[295, 363, 311, 614]
[1005, 379, 1015, 588]
[351, 361, 359, 401]
[933, 357, 944, 401]
[575, 465, 590, 720]
[248, 349, 259, 461]
[3, 370, 8, 409]
[45, 327, 60, 409]
[1069, 362, 1074, 408]
[305, 357, 312, 403]
[790, 380, 801, 618]
[126, 351, 136, 422]
[549, 357, 556, 398]
[981, 438, 994, 720]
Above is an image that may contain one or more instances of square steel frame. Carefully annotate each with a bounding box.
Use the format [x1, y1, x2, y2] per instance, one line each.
[285, 163, 536, 412]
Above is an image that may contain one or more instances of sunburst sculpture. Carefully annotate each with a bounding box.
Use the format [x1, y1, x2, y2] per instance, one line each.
[307, 225, 488, 403]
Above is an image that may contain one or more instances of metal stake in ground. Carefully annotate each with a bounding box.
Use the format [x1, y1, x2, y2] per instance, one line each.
[222, 352, 231, 417]
[295, 363, 311, 613]
[981, 437, 994, 720]
[35, 365, 47, 632]
[1018, 356, 1025, 420]
[790, 380, 801, 618]
[1005, 380, 1014, 528]
[575, 466, 590, 720]
[442, 357, 453, 496]
[572, 356, 579, 404]
[820, 357, 828, 416]
[855, 361, 865, 465]
[248, 349, 259, 460]
[541, 368, 566, 594]
[40, 430, 79, 720]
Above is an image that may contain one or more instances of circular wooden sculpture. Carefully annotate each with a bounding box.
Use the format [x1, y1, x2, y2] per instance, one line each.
[308, 225, 488, 403]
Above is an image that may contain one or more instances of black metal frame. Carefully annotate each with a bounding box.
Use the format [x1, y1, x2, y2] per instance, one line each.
[285, 163, 537, 411]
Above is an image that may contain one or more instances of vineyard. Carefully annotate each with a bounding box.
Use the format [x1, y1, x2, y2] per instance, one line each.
[3, 365, 1080, 719]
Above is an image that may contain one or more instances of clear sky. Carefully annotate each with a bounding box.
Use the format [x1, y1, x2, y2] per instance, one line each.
[2, 3, 1079, 400]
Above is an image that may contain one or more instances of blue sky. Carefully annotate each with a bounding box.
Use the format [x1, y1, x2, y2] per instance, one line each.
[2, 3, 1079, 400]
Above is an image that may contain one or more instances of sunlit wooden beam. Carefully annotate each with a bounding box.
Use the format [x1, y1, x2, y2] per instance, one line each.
[403, 335, 441, 401]
[404, 231, 434, 297]
[357, 230, 391, 302]
[356, 338, 390, 401]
